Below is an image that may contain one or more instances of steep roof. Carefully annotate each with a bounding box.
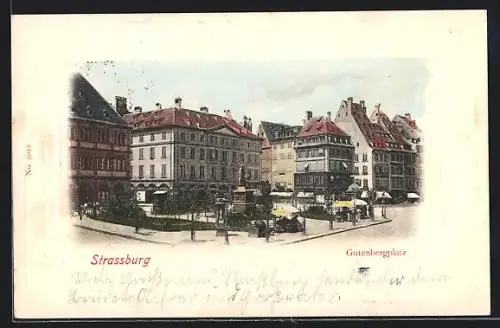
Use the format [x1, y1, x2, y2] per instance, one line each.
[373, 110, 412, 151]
[297, 116, 348, 138]
[350, 102, 402, 150]
[397, 114, 420, 130]
[259, 121, 301, 142]
[124, 107, 260, 140]
[70, 73, 129, 127]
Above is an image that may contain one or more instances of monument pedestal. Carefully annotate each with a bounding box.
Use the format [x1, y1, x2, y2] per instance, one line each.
[232, 186, 255, 214]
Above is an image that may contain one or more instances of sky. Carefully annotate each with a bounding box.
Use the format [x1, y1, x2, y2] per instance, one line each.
[78, 59, 430, 129]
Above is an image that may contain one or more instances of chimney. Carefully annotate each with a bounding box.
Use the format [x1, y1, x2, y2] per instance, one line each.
[200, 106, 209, 113]
[302, 119, 306, 125]
[243, 115, 248, 129]
[174, 97, 182, 109]
[155, 102, 162, 110]
[405, 113, 412, 121]
[360, 100, 365, 108]
[224, 109, 233, 120]
[347, 97, 353, 104]
[306, 110, 313, 120]
[326, 111, 331, 120]
[248, 117, 253, 132]
[115, 96, 128, 116]
[134, 106, 142, 113]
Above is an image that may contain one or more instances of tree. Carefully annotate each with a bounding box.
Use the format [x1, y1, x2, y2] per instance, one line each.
[100, 191, 145, 221]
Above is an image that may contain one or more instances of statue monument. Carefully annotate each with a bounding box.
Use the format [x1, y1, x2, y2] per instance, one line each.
[232, 164, 255, 213]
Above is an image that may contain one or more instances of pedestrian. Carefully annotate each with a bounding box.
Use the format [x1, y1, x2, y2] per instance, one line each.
[79, 205, 83, 221]
[135, 214, 141, 233]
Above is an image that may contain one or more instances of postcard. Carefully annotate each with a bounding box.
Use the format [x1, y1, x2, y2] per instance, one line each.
[12, 10, 489, 319]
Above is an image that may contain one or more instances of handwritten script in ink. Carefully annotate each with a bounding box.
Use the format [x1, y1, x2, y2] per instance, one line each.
[67, 266, 451, 314]
[25, 144, 32, 176]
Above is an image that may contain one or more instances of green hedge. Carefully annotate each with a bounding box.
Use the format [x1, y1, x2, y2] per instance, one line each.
[302, 205, 334, 221]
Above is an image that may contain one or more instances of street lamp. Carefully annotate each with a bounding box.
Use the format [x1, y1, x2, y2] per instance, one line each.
[215, 196, 229, 245]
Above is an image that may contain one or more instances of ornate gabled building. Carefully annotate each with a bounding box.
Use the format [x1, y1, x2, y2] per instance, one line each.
[124, 99, 262, 203]
[69, 73, 132, 207]
[294, 110, 355, 199]
[370, 108, 421, 195]
[333, 97, 420, 201]
[257, 121, 301, 191]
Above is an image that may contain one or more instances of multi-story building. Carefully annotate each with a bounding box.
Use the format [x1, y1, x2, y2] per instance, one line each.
[69, 73, 132, 206]
[392, 113, 424, 194]
[294, 110, 355, 199]
[124, 98, 262, 203]
[370, 108, 420, 196]
[257, 121, 301, 191]
[333, 97, 418, 201]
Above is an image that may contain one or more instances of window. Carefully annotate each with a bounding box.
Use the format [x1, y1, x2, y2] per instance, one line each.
[200, 148, 205, 160]
[240, 153, 245, 162]
[232, 151, 237, 163]
[161, 164, 167, 178]
[162, 146, 167, 158]
[190, 148, 195, 159]
[150, 147, 155, 160]
[211, 136, 217, 144]
[362, 153, 368, 162]
[200, 166, 205, 179]
[248, 154, 253, 163]
[162, 132, 167, 140]
[180, 164, 186, 179]
[150, 133, 155, 141]
[354, 166, 359, 175]
[190, 165, 196, 178]
[139, 165, 144, 178]
[288, 142, 292, 148]
[139, 148, 144, 160]
[180, 147, 185, 158]
[248, 169, 252, 181]
[181, 132, 186, 140]
[211, 167, 216, 179]
[232, 167, 236, 179]
[210, 150, 218, 161]
[222, 151, 227, 162]
[139, 134, 144, 143]
[354, 154, 359, 162]
[200, 134, 205, 142]
[363, 179, 368, 188]
[362, 165, 368, 175]
[280, 153, 285, 160]
[221, 166, 227, 179]
[273, 145, 277, 150]
[150, 164, 155, 178]
[280, 143, 284, 149]
[287, 152, 292, 159]
[130, 165, 133, 177]
[191, 133, 196, 141]
[273, 154, 277, 160]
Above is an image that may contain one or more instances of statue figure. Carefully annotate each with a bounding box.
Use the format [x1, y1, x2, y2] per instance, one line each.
[238, 164, 246, 187]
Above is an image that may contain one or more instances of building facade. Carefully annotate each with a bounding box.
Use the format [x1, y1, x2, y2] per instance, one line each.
[69, 73, 132, 206]
[392, 113, 424, 194]
[124, 99, 262, 202]
[294, 110, 355, 199]
[257, 121, 301, 191]
[333, 97, 420, 200]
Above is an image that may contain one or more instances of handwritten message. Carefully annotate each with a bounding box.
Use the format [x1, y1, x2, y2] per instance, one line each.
[67, 266, 451, 313]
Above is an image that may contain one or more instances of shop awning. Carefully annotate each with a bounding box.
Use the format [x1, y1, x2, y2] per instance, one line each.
[376, 191, 392, 199]
[407, 192, 420, 199]
[269, 192, 293, 197]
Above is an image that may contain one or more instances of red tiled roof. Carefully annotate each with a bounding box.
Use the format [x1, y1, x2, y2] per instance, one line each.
[351, 103, 402, 150]
[296, 116, 348, 138]
[398, 115, 419, 130]
[376, 111, 412, 150]
[124, 107, 260, 139]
